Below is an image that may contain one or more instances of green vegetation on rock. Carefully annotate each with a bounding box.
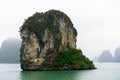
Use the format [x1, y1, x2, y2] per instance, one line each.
[41, 49, 95, 70]
[54, 49, 94, 69]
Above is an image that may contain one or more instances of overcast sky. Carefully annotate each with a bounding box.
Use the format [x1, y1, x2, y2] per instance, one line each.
[0, 0, 120, 59]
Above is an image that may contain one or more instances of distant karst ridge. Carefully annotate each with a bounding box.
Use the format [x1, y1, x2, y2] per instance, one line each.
[114, 47, 120, 62]
[98, 50, 114, 62]
[93, 47, 120, 62]
[0, 38, 21, 63]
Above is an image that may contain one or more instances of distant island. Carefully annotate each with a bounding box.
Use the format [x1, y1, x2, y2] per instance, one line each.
[20, 10, 95, 70]
[114, 47, 120, 62]
[0, 38, 21, 63]
[93, 47, 120, 62]
[97, 50, 114, 62]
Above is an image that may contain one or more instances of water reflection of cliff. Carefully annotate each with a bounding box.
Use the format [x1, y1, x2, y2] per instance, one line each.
[20, 70, 85, 80]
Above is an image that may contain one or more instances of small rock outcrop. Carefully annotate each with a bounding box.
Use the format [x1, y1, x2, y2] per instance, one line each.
[20, 10, 95, 70]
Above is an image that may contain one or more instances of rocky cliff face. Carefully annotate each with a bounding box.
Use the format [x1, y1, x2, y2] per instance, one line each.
[20, 10, 95, 70]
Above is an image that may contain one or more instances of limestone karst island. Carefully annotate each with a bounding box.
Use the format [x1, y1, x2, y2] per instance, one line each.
[20, 10, 95, 70]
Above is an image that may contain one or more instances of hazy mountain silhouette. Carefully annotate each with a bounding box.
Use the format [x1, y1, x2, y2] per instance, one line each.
[97, 50, 114, 62]
[0, 38, 21, 63]
[114, 47, 120, 62]
[92, 56, 99, 62]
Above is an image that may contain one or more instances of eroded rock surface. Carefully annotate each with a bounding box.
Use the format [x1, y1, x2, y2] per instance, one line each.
[20, 10, 95, 70]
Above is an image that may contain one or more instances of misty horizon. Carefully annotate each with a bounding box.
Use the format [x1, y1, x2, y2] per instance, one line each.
[0, 0, 120, 59]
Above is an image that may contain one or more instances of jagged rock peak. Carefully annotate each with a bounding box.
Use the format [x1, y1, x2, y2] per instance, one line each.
[20, 10, 95, 70]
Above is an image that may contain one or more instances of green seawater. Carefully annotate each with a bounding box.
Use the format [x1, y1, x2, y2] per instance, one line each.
[0, 63, 120, 80]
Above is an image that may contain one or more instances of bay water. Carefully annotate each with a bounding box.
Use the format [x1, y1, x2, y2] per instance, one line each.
[0, 63, 120, 80]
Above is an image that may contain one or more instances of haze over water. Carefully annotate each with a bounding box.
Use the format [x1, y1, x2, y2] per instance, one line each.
[0, 0, 120, 59]
[0, 63, 120, 80]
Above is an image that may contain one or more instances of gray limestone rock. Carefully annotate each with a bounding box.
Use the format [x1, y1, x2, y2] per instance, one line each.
[20, 10, 95, 70]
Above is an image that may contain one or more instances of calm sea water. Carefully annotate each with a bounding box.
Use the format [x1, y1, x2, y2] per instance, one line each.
[0, 63, 120, 80]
